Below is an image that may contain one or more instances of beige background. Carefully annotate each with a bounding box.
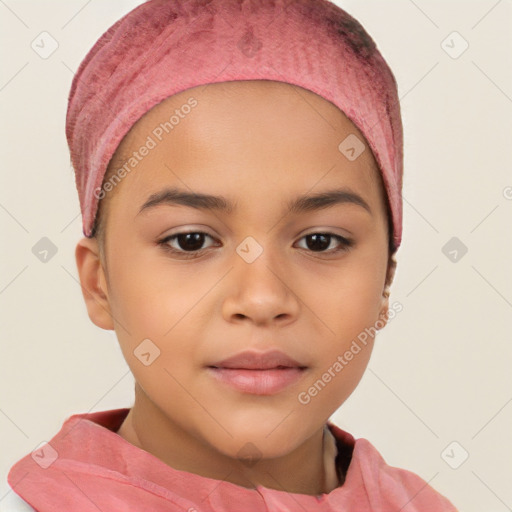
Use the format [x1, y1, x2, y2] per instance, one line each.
[1, 1, 511, 511]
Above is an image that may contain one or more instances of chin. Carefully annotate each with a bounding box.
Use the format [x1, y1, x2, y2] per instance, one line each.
[204, 421, 306, 462]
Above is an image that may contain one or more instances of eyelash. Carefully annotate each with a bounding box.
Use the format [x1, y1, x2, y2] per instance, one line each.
[158, 231, 354, 259]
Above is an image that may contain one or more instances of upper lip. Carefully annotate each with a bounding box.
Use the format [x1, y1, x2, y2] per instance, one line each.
[208, 349, 307, 370]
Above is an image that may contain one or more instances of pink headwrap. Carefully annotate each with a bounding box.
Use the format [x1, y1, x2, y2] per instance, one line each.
[66, 0, 403, 251]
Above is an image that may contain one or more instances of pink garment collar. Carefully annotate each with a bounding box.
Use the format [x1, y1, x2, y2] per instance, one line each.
[8, 408, 457, 511]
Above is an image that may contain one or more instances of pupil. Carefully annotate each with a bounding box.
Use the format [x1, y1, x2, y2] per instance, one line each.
[179, 233, 204, 251]
[307, 234, 329, 251]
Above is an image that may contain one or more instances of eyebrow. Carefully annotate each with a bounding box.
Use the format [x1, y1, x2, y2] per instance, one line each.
[137, 187, 372, 216]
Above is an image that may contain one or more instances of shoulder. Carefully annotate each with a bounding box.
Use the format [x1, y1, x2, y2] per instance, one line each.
[326, 422, 458, 511]
[5, 408, 132, 511]
[353, 438, 458, 511]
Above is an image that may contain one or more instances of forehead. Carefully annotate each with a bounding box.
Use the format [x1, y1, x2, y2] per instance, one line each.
[106, 80, 383, 212]
[117, 80, 370, 152]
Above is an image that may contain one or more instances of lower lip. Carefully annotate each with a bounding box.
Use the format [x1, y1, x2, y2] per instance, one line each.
[206, 367, 306, 395]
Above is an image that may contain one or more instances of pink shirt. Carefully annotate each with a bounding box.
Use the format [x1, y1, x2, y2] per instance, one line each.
[8, 408, 457, 511]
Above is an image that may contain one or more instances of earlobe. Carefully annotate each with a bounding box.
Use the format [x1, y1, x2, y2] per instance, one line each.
[377, 297, 390, 330]
[75, 237, 114, 330]
[377, 253, 397, 330]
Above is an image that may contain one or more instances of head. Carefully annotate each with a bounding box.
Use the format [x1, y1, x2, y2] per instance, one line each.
[69, 0, 403, 465]
[75, 79, 397, 458]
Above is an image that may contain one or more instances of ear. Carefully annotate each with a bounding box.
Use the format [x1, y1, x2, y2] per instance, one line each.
[75, 237, 114, 330]
[377, 252, 397, 329]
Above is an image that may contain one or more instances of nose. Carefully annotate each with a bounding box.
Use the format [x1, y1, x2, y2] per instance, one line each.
[222, 246, 301, 327]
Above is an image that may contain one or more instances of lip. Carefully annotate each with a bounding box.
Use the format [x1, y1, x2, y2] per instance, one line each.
[206, 349, 308, 396]
[208, 349, 306, 370]
[206, 367, 307, 395]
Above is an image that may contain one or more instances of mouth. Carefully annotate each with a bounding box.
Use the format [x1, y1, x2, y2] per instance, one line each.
[206, 349, 308, 395]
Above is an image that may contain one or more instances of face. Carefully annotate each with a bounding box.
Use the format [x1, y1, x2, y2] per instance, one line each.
[78, 80, 392, 463]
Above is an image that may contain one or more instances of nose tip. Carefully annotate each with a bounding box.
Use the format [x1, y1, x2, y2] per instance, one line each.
[222, 259, 300, 327]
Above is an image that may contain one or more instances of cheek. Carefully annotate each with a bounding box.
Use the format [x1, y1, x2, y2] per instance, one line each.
[106, 250, 212, 368]
[298, 258, 384, 401]
[298, 326, 375, 416]
[310, 260, 384, 338]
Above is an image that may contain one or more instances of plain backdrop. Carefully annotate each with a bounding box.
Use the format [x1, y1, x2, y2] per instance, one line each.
[1, 1, 511, 511]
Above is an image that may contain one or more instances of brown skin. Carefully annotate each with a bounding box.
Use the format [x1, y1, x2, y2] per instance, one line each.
[75, 80, 396, 496]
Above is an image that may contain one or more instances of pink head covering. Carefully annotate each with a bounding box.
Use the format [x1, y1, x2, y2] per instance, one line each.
[66, 0, 404, 251]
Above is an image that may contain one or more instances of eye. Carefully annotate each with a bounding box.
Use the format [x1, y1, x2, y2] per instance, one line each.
[159, 231, 218, 258]
[158, 230, 354, 259]
[296, 232, 354, 254]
